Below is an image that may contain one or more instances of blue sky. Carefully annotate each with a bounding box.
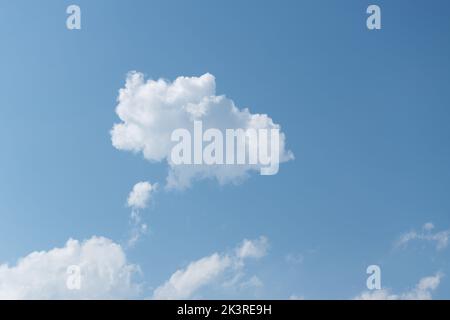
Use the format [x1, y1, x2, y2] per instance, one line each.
[0, 0, 450, 299]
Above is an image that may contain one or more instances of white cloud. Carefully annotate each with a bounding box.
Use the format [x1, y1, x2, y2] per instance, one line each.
[396, 223, 450, 250]
[236, 236, 269, 259]
[127, 181, 156, 210]
[126, 181, 156, 247]
[153, 237, 268, 299]
[0, 237, 141, 299]
[153, 253, 232, 300]
[423, 222, 435, 231]
[354, 273, 443, 300]
[402, 273, 442, 300]
[111, 72, 293, 189]
[355, 289, 399, 300]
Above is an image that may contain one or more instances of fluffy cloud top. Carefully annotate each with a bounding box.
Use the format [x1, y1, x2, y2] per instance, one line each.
[396, 222, 450, 251]
[153, 236, 269, 299]
[0, 237, 141, 299]
[111, 72, 293, 189]
[355, 273, 443, 300]
[127, 181, 156, 210]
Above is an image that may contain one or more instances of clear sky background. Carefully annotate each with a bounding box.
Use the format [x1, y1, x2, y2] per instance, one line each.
[0, 0, 449, 299]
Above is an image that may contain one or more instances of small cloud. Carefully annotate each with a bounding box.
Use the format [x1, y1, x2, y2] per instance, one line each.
[423, 222, 435, 231]
[354, 273, 443, 300]
[395, 223, 450, 251]
[126, 181, 157, 247]
[236, 236, 269, 260]
[153, 253, 232, 300]
[127, 181, 156, 210]
[153, 236, 269, 299]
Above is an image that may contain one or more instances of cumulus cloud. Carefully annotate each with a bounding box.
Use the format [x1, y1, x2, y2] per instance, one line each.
[0, 237, 141, 299]
[111, 72, 293, 189]
[396, 222, 450, 250]
[153, 236, 269, 299]
[354, 273, 443, 300]
[127, 181, 156, 210]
